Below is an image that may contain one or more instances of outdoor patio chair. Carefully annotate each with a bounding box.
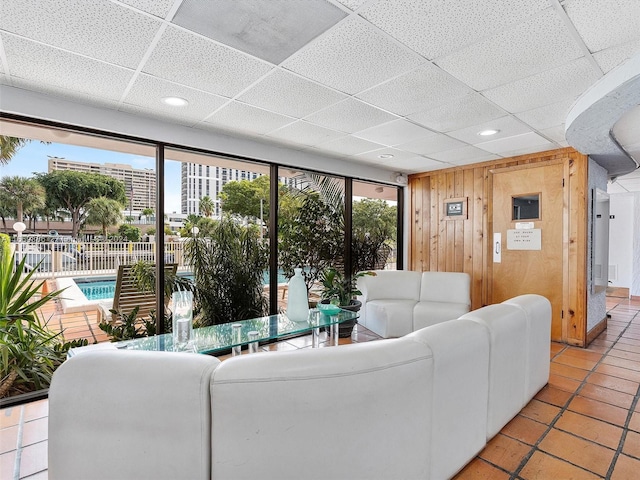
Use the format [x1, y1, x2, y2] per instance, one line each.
[96, 263, 177, 324]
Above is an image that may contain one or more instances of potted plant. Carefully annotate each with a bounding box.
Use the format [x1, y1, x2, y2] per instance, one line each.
[319, 267, 375, 337]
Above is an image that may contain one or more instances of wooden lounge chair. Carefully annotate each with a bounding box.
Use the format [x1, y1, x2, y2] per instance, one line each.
[96, 263, 177, 323]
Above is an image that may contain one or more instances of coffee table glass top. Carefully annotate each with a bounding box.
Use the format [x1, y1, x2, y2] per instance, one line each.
[74, 309, 357, 356]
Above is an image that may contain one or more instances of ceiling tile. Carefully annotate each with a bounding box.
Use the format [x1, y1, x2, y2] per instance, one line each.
[607, 181, 629, 194]
[593, 38, 640, 73]
[313, 135, 385, 156]
[143, 26, 272, 98]
[429, 145, 501, 164]
[123, 73, 228, 121]
[476, 132, 553, 154]
[353, 147, 423, 163]
[494, 142, 558, 158]
[335, 0, 367, 11]
[0, 0, 161, 69]
[304, 98, 397, 133]
[408, 93, 506, 132]
[563, 0, 640, 52]
[353, 119, 434, 146]
[119, 103, 202, 128]
[204, 101, 295, 135]
[172, 0, 346, 64]
[238, 69, 347, 118]
[435, 9, 584, 91]
[448, 116, 532, 145]
[2, 34, 133, 102]
[514, 98, 575, 130]
[283, 17, 422, 94]
[356, 63, 473, 116]
[388, 156, 452, 173]
[482, 58, 602, 112]
[539, 125, 567, 144]
[395, 132, 467, 155]
[266, 120, 344, 146]
[120, 0, 175, 18]
[361, 0, 549, 60]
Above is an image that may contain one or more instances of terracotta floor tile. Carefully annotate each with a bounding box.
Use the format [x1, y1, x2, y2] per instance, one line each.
[22, 400, 48, 422]
[596, 363, 640, 383]
[622, 430, 640, 459]
[22, 418, 48, 447]
[548, 374, 582, 393]
[538, 428, 614, 477]
[584, 344, 610, 354]
[0, 425, 17, 454]
[630, 412, 640, 432]
[22, 470, 48, 480]
[550, 343, 565, 356]
[586, 372, 639, 395]
[453, 458, 510, 480]
[612, 343, 640, 355]
[611, 454, 640, 480]
[19, 441, 48, 479]
[534, 385, 573, 407]
[520, 451, 601, 480]
[478, 433, 531, 472]
[617, 337, 640, 347]
[549, 362, 590, 382]
[0, 451, 16, 480]
[553, 353, 598, 371]
[578, 383, 635, 409]
[554, 410, 623, 450]
[500, 415, 548, 446]
[601, 355, 640, 372]
[568, 396, 629, 426]
[0, 406, 21, 429]
[561, 348, 603, 362]
[520, 399, 561, 425]
[608, 348, 640, 363]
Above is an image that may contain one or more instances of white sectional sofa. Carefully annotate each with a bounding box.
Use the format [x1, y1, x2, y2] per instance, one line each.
[357, 270, 472, 338]
[48, 294, 551, 480]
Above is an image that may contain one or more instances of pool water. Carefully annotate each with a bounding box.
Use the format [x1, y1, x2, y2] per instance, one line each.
[76, 271, 288, 301]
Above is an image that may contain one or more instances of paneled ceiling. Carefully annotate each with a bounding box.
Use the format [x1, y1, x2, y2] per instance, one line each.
[0, 0, 639, 178]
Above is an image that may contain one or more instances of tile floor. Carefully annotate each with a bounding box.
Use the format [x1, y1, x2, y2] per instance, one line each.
[2, 295, 639, 479]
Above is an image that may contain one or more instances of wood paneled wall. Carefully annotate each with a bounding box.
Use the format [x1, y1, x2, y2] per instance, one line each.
[409, 148, 590, 345]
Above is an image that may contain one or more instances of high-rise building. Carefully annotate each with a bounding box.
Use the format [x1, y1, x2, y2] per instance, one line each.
[48, 157, 156, 212]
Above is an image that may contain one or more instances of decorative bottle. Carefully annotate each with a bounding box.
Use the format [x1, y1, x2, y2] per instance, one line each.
[287, 268, 309, 322]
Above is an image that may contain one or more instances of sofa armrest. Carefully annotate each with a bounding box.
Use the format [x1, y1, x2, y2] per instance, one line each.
[49, 350, 220, 480]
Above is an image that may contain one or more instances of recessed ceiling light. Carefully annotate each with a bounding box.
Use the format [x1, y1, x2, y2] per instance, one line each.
[478, 129, 500, 136]
[378, 154, 394, 159]
[161, 96, 189, 107]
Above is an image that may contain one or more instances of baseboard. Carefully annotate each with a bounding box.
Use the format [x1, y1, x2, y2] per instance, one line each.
[632, 295, 640, 301]
[586, 316, 608, 346]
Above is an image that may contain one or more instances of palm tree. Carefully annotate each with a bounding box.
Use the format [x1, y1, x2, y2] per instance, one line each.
[0, 136, 30, 165]
[85, 197, 123, 238]
[199, 196, 215, 218]
[0, 176, 46, 222]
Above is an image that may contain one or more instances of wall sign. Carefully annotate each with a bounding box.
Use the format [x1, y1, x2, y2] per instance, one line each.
[444, 197, 468, 220]
[507, 229, 541, 250]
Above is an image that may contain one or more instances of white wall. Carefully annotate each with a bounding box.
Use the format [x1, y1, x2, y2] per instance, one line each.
[608, 194, 635, 288]
[587, 159, 608, 331]
[633, 193, 640, 297]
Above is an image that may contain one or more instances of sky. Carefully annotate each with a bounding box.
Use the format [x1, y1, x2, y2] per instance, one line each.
[0, 141, 183, 213]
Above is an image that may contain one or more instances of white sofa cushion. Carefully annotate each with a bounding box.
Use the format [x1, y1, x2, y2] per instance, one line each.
[211, 337, 434, 480]
[49, 350, 220, 480]
[413, 301, 471, 330]
[365, 299, 417, 338]
[459, 304, 528, 439]
[419, 271, 471, 305]
[408, 320, 490, 480]
[503, 295, 552, 403]
[360, 270, 422, 301]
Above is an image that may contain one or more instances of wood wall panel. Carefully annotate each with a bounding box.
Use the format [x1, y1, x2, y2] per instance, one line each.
[408, 148, 590, 345]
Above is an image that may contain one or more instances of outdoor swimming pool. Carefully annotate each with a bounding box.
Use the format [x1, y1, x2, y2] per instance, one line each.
[75, 271, 288, 301]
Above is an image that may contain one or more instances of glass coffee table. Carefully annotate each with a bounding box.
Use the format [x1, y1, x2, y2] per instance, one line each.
[69, 308, 358, 357]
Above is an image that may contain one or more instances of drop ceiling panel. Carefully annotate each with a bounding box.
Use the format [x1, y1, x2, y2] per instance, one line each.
[515, 98, 575, 130]
[0, 0, 161, 69]
[173, 0, 346, 65]
[313, 135, 385, 156]
[408, 93, 506, 132]
[238, 69, 347, 119]
[2, 34, 133, 102]
[124, 73, 228, 122]
[607, 181, 629, 194]
[492, 142, 557, 159]
[593, 39, 640, 73]
[204, 101, 294, 136]
[353, 119, 434, 146]
[283, 17, 422, 94]
[119, 0, 175, 19]
[396, 133, 467, 156]
[563, 0, 640, 52]
[483, 58, 602, 112]
[361, 0, 549, 60]
[435, 9, 584, 91]
[143, 26, 273, 98]
[120, 103, 203, 128]
[353, 147, 422, 163]
[475, 131, 551, 154]
[303, 98, 397, 133]
[448, 116, 532, 145]
[336, 0, 367, 11]
[429, 145, 501, 164]
[539, 125, 567, 144]
[389, 156, 452, 173]
[355, 64, 473, 116]
[266, 120, 344, 146]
